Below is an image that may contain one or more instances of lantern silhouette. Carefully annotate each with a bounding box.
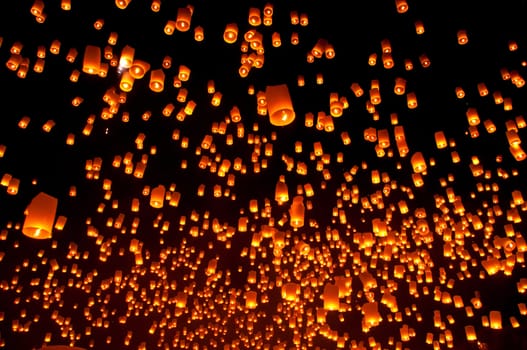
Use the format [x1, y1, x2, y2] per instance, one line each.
[266, 84, 295, 126]
[22, 192, 58, 239]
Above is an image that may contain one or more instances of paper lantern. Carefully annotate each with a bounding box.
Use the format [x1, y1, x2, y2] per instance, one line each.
[275, 176, 289, 204]
[289, 196, 305, 228]
[150, 185, 165, 208]
[176, 7, 192, 32]
[149, 69, 165, 92]
[395, 0, 408, 13]
[266, 84, 295, 126]
[82, 45, 101, 75]
[457, 29, 468, 45]
[223, 23, 238, 44]
[411, 152, 427, 173]
[323, 284, 340, 310]
[22, 192, 58, 239]
[115, 0, 131, 9]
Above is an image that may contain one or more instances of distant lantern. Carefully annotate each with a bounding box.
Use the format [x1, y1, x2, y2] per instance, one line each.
[394, 77, 406, 95]
[150, 185, 165, 208]
[82, 45, 101, 75]
[176, 6, 192, 32]
[22, 192, 58, 239]
[266, 84, 295, 126]
[223, 23, 238, 44]
[289, 196, 305, 228]
[457, 29, 468, 45]
[115, 0, 131, 9]
[149, 69, 165, 92]
[275, 176, 289, 204]
[395, 0, 409, 13]
[194, 26, 204, 41]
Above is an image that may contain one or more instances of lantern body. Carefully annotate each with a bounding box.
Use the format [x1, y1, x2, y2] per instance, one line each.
[266, 84, 295, 126]
[150, 185, 165, 208]
[82, 45, 101, 75]
[22, 192, 58, 239]
[289, 196, 305, 228]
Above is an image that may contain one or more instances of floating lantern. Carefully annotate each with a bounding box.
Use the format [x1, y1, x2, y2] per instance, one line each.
[22, 192, 58, 239]
[266, 84, 295, 126]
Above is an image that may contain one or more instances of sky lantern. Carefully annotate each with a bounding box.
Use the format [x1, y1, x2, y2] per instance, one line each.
[22, 192, 58, 239]
[150, 185, 165, 208]
[82, 45, 100, 75]
[266, 84, 296, 126]
[289, 196, 305, 228]
[149, 69, 165, 92]
[223, 23, 238, 44]
[176, 6, 192, 32]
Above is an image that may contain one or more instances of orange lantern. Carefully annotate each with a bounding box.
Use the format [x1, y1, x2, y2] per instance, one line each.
[289, 196, 305, 228]
[223, 23, 238, 44]
[82, 45, 101, 75]
[22, 192, 58, 239]
[149, 69, 165, 92]
[266, 84, 295, 126]
[176, 6, 192, 32]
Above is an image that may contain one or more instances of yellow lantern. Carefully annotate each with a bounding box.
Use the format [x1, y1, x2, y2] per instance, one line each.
[22, 192, 58, 239]
[266, 84, 295, 126]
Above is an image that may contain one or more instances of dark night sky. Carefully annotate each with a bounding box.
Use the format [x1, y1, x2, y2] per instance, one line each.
[0, 1, 527, 349]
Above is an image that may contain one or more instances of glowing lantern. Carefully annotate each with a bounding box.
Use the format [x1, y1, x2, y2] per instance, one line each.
[323, 284, 340, 310]
[395, 0, 408, 13]
[149, 69, 165, 92]
[22, 192, 58, 239]
[119, 71, 134, 92]
[289, 196, 305, 228]
[415, 20, 425, 34]
[394, 78, 406, 95]
[115, 0, 131, 9]
[407, 92, 417, 109]
[178, 65, 191, 81]
[245, 291, 258, 309]
[194, 26, 204, 41]
[151, 0, 161, 12]
[176, 6, 192, 32]
[457, 30, 468, 45]
[82, 45, 101, 75]
[266, 84, 295, 126]
[150, 185, 165, 208]
[223, 23, 238, 43]
[411, 152, 427, 173]
[275, 176, 289, 204]
[489, 311, 502, 329]
[248, 7, 261, 26]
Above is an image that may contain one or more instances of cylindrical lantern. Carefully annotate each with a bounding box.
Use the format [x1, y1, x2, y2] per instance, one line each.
[223, 23, 238, 44]
[176, 7, 192, 32]
[289, 196, 305, 228]
[150, 185, 165, 208]
[149, 69, 165, 92]
[22, 192, 58, 239]
[82, 45, 101, 75]
[266, 84, 295, 126]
